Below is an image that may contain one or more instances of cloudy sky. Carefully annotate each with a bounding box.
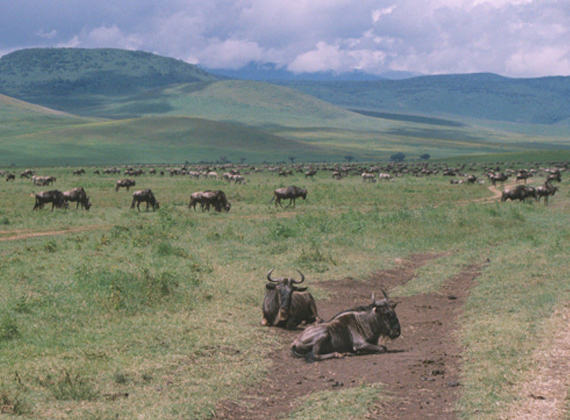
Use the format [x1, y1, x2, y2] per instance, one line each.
[1, 0, 569, 78]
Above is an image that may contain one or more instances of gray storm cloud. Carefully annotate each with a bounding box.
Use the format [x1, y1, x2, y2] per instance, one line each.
[1, 0, 569, 77]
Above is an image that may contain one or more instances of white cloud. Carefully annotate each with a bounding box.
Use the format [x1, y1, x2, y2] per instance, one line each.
[1, 0, 570, 77]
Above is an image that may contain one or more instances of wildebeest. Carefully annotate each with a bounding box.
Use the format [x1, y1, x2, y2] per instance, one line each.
[5, 173, 15, 182]
[33, 190, 67, 211]
[536, 182, 558, 205]
[262, 269, 321, 329]
[32, 175, 56, 186]
[188, 191, 207, 211]
[63, 187, 91, 210]
[131, 189, 159, 211]
[290, 291, 400, 362]
[115, 179, 136, 192]
[361, 172, 376, 182]
[271, 186, 307, 208]
[201, 190, 231, 212]
[501, 185, 537, 202]
[489, 172, 509, 186]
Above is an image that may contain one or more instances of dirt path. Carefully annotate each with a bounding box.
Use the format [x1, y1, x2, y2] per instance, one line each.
[0, 224, 113, 242]
[215, 254, 484, 420]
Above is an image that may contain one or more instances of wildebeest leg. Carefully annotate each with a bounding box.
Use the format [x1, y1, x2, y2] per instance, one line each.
[352, 339, 387, 355]
[130, 199, 136, 209]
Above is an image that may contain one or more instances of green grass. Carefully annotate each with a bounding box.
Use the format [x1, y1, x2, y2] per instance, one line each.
[0, 165, 569, 418]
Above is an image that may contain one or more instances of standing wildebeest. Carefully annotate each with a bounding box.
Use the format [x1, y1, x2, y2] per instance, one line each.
[262, 269, 322, 329]
[115, 179, 136, 192]
[537, 182, 558, 205]
[290, 291, 400, 362]
[201, 190, 231, 212]
[5, 173, 15, 182]
[501, 185, 537, 202]
[271, 186, 307, 208]
[131, 189, 159, 211]
[33, 190, 67, 211]
[188, 191, 207, 211]
[63, 187, 91, 210]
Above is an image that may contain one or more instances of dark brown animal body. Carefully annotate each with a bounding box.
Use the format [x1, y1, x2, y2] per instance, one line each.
[262, 269, 321, 329]
[115, 179, 136, 192]
[33, 190, 66, 211]
[501, 185, 537, 202]
[201, 190, 231, 212]
[537, 182, 558, 204]
[63, 187, 91, 210]
[272, 186, 307, 208]
[131, 189, 159, 211]
[290, 292, 400, 362]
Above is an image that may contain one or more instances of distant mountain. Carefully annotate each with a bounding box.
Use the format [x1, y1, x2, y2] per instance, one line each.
[204, 61, 388, 81]
[274, 73, 570, 125]
[0, 48, 219, 111]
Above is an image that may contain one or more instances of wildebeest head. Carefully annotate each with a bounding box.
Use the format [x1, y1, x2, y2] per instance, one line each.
[266, 268, 307, 323]
[371, 291, 401, 340]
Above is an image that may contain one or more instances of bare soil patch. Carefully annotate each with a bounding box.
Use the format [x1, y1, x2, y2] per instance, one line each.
[215, 253, 484, 420]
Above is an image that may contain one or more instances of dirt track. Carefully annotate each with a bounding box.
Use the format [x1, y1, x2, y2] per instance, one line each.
[216, 254, 485, 420]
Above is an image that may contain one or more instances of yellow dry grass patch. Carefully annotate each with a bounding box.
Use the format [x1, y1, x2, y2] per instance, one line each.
[501, 305, 570, 420]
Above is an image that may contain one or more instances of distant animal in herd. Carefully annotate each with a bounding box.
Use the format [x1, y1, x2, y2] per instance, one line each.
[290, 291, 401, 362]
[131, 189, 160, 211]
[32, 190, 66, 211]
[536, 182, 558, 205]
[271, 186, 307, 208]
[262, 269, 321, 329]
[115, 179, 136, 192]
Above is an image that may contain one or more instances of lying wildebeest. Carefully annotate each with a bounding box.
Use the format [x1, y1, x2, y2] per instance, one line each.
[131, 189, 159, 211]
[33, 190, 67, 211]
[115, 179, 136, 192]
[536, 182, 558, 205]
[262, 269, 322, 329]
[201, 190, 231, 212]
[63, 187, 91, 210]
[290, 291, 400, 362]
[271, 186, 307, 208]
[501, 185, 537, 202]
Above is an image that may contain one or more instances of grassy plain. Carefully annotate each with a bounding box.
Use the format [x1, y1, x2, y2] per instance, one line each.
[0, 166, 569, 419]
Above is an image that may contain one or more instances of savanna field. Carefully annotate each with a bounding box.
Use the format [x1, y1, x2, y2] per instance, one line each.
[1, 164, 570, 419]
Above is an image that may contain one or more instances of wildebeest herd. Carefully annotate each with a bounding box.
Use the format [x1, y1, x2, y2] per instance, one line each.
[24, 160, 564, 214]
[262, 268, 401, 362]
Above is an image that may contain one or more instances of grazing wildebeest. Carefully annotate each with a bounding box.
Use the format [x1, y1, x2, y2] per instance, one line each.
[515, 171, 531, 184]
[115, 179, 136, 192]
[536, 182, 558, 205]
[6, 173, 15, 182]
[466, 175, 477, 184]
[32, 175, 56, 186]
[201, 190, 231, 212]
[361, 172, 376, 182]
[131, 189, 159, 211]
[271, 186, 307, 208]
[290, 291, 400, 362]
[33, 190, 67, 211]
[63, 187, 91, 210]
[305, 169, 317, 178]
[501, 185, 537, 202]
[262, 269, 322, 329]
[490, 172, 509, 186]
[188, 191, 207, 211]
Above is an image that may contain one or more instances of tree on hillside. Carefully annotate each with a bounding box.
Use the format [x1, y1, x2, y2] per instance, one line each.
[344, 154, 355, 163]
[390, 152, 406, 162]
[420, 154, 431, 160]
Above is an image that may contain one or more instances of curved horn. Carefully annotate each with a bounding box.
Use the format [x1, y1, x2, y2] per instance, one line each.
[381, 289, 389, 300]
[293, 269, 305, 284]
[267, 268, 279, 282]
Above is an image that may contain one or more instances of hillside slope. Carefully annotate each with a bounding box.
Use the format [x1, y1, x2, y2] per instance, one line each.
[275, 73, 570, 125]
[0, 48, 219, 112]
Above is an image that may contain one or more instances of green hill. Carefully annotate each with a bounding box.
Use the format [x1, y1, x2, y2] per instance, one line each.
[0, 48, 219, 112]
[275, 73, 570, 126]
[1, 47, 570, 166]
